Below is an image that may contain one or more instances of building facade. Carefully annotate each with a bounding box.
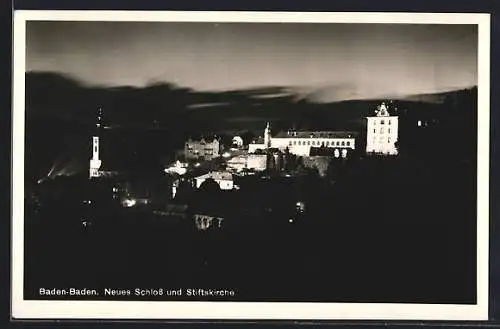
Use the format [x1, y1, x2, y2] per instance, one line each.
[366, 102, 399, 155]
[195, 171, 234, 190]
[249, 122, 357, 157]
[184, 137, 222, 160]
[226, 154, 268, 172]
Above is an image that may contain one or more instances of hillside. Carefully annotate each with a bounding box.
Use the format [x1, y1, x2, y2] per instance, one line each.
[23, 71, 477, 184]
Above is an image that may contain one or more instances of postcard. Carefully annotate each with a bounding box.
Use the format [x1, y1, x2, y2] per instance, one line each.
[11, 10, 490, 320]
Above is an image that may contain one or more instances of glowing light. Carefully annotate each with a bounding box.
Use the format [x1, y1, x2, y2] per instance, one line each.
[222, 152, 231, 158]
[112, 187, 118, 192]
[194, 162, 201, 167]
[417, 120, 422, 127]
[289, 218, 294, 223]
[123, 199, 136, 207]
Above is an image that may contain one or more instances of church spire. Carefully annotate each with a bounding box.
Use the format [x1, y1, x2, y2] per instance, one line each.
[264, 121, 271, 148]
[90, 106, 103, 178]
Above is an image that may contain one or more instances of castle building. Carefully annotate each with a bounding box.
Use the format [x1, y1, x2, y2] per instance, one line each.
[249, 122, 357, 157]
[366, 102, 399, 155]
[226, 154, 268, 172]
[184, 137, 222, 160]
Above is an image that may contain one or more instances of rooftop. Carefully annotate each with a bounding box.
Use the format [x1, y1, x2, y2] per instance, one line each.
[250, 136, 265, 144]
[186, 136, 220, 143]
[274, 131, 358, 139]
[195, 171, 233, 181]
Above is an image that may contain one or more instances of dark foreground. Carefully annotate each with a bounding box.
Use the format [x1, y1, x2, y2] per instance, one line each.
[23, 156, 477, 303]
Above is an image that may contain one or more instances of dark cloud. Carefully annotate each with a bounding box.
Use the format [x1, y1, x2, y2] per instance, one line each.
[26, 21, 477, 97]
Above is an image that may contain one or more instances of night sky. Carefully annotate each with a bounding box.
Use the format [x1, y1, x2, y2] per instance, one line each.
[26, 21, 478, 100]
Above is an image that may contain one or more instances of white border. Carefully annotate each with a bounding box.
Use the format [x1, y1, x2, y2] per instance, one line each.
[12, 11, 490, 320]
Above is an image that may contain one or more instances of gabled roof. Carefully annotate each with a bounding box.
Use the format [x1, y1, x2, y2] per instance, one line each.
[195, 171, 233, 181]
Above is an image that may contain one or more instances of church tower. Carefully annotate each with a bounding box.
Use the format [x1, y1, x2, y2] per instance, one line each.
[89, 107, 103, 178]
[264, 122, 272, 149]
[366, 102, 399, 155]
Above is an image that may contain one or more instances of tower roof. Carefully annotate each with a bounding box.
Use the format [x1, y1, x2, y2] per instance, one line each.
[372, 102, 397, 117]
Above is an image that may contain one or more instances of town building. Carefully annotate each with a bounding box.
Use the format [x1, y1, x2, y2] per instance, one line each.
[249, 122, 357, 157]
[366, 102, 399, 155]
[194, 171, 235, 190]
[231, 136, 244, 149]
[184, 137, 222, 160]
[164, 160, 188, 176]
[226, 154, 268, 172]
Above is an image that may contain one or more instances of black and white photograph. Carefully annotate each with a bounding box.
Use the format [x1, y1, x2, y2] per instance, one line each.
[12, 11, 490, 320]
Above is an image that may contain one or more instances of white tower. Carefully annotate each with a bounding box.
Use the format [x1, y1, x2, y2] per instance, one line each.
[366, 102, 399, 155]
[264, 122, 271, 149]
[89, 108, 103, 178]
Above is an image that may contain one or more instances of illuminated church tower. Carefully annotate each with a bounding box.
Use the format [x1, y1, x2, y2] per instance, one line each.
[264, 122, 272, 149]
[89, 107, 103, 178]
[366, 102, 399, 155]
